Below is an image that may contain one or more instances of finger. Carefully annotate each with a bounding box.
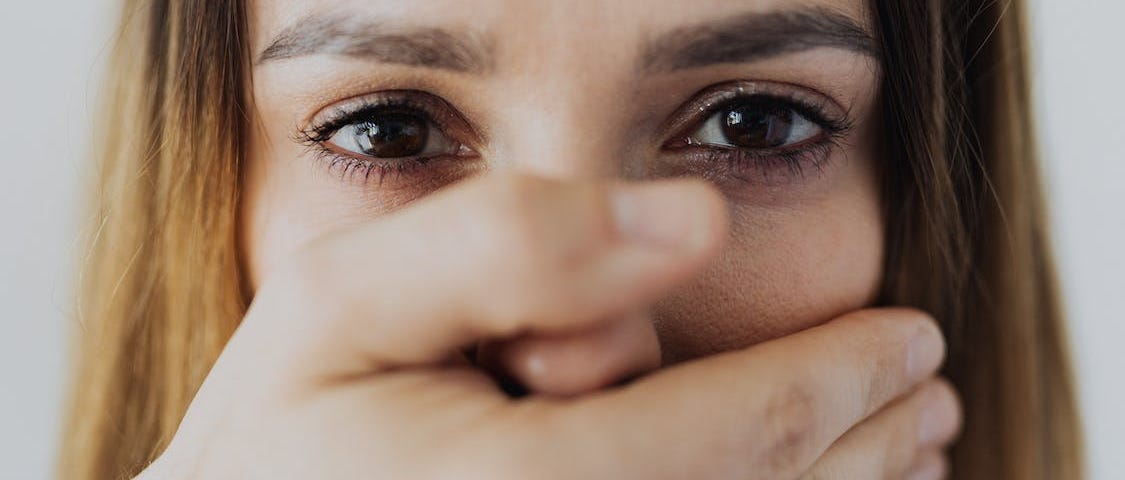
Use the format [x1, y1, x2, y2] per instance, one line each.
[476, 310, 661, 397]
[237, 173, 727, 381]
[904, 450, 949, 480]
[525, 308, 946, 480]
[800, 379, 961, 480]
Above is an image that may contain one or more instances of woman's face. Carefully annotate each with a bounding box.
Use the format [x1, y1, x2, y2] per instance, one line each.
[242, 0, 884, 364]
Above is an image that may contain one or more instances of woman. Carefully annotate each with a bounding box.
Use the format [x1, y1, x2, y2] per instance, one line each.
[60, 0, 1083, 479]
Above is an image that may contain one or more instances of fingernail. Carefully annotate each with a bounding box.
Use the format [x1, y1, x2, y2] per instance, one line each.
[905, 454, 946, 480]
[917, 384, 958, 448]
[906, 320, 944, 382]
[610, 183, 723, 252]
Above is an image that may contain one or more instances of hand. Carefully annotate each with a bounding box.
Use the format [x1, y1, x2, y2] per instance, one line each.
[140, 173, 959, 480]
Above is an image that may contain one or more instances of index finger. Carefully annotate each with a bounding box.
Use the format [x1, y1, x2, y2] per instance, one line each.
[531, 308, 946, 480]
[233, 173, 726, 384]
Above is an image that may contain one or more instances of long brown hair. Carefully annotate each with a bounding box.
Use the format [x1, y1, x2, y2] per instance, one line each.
[59, 0, 1084, 479]
[875, 1, 1084, 478]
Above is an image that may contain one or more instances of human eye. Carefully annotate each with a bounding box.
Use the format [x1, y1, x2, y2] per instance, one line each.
[297, 91, 480, 186]
[663, 81, 853, 184]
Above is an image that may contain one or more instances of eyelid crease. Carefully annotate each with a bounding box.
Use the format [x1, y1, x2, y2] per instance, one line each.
[293, 90, 476, 147]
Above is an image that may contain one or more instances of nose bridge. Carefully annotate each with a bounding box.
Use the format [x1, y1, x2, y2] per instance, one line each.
[486, 4, 636, 181]
[491, 89, 626, 180]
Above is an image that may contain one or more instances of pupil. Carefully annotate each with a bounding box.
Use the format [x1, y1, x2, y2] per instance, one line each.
[721, 101, 794, 148]
[357, 113, 429, 157]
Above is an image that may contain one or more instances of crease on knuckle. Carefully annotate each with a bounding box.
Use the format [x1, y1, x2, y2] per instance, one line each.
[866, 335, 906, 413]
[755, 383, 822, 476]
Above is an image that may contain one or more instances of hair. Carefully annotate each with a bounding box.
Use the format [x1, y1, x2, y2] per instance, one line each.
[59, 0, 1083, 479]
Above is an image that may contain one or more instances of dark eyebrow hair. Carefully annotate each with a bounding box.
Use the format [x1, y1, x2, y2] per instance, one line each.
[256, 13, 494, 73]
[640, 8, 879, 73]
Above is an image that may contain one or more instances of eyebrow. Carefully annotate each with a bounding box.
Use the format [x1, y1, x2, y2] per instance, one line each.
[640, 7, 878, 73]
[256, 13, 494, 73]
[256, 8, 876, 74]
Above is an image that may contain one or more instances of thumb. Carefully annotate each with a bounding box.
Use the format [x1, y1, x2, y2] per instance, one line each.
[476, 310, 661, 397]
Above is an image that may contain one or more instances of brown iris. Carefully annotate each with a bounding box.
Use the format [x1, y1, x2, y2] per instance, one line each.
[354, 113, 429, 157]
[720, 100, 795, 148]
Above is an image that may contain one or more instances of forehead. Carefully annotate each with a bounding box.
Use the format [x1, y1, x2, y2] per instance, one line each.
[250, 0, 874, 60]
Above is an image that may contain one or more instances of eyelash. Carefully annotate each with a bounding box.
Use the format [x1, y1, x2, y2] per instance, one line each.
[662, 85, 853, 182]
[296, 94, 472, 185]
[297, 86, 852, 186]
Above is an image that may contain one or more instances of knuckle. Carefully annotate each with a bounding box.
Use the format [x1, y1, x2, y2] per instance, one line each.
[269, 244, 346, 319]
[753, 382, 823, 475]
[482, 281, 564, 333]
[247, 243, 360, 366]
[471, 179, 554, 261]
[838, 308, 944, 402]
[861, 336, 904, 410]
[463, 177, 615, 328]
[267, 238, 364, 337]
[479, 173, 613, 259]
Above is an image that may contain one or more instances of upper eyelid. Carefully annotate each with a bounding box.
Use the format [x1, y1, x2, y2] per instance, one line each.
[658, 81, 852, 141]
[297, 91, 476, 144]
[309, 95, 444, 132]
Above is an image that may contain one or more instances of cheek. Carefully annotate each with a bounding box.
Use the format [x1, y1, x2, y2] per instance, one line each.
[240, 141, 304, 291]
[652, 171, 884, 364]
[240, 119, 351, 290]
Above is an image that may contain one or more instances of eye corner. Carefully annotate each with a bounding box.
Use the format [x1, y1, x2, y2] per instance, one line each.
[660, 134, 694, 151]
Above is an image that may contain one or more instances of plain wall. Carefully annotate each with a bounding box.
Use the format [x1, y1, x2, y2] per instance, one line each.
[1032, 0, 1125, 475]
[1, 1, 1121, 478]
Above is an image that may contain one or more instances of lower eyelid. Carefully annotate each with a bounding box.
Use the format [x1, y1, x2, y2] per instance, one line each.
[660, 136, 842, 188]
[310, 142, 485, 189]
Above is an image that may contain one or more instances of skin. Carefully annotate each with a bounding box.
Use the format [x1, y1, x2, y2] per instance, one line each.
[140, 0, 960, 479]
[242, 0, 885, 365]
[149, 176, 957, 479]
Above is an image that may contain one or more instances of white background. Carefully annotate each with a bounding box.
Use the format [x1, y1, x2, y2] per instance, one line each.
[1, 1, 1121, 478]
